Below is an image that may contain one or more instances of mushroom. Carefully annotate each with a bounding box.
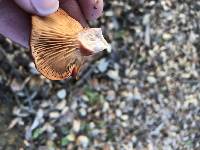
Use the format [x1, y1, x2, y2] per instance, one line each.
[30, 8, 108, 80]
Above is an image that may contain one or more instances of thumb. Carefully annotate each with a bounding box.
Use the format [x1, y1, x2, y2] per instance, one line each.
[14, 0, 59, 16]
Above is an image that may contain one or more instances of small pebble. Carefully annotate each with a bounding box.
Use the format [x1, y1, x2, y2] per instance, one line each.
[162, 33, 172, 40]
[77, 135, 89, 148]
[131, 136, 137, 143]
[97, 58, 109, 73]
[102, 101, 110, 112]
[79, 108, 87, 117]
[56, 100, 66, 110]
[10, 79, 24, 92]
[107, 70, 120, 81]
[49, 112, 60, 119]
[82, 95, 89, 102]
[106, 90, 116, 101]
[115, 109, 122, 117]
[57, 89, 66, 99]
[29, 62, 39, 75]
[147, 76, 157, 84]
[67, 134, 75, 142]
[121, 114, 129, 121]
[89, 122, 95, 129]
[73, 120, 81, 133]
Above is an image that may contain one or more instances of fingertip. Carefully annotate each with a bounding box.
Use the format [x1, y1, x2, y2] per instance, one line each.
[79, 0, 104, 20]
[31, 0, 59, 16]
[14, 0, 59, 16]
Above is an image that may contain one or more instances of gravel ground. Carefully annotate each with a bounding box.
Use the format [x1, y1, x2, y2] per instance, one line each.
[0, 0, 200, 149]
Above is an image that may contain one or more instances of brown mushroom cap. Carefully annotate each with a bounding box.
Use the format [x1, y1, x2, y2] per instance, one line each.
[30, 8, 108, 80]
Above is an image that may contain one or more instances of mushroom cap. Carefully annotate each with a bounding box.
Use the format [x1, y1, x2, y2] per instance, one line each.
[30, 8, 108, 80]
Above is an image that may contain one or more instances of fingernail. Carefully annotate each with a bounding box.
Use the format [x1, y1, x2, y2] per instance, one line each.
[31, 0, 59, 16]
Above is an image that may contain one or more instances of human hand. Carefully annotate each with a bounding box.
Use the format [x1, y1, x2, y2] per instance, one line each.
[0, 0, 103, 48]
